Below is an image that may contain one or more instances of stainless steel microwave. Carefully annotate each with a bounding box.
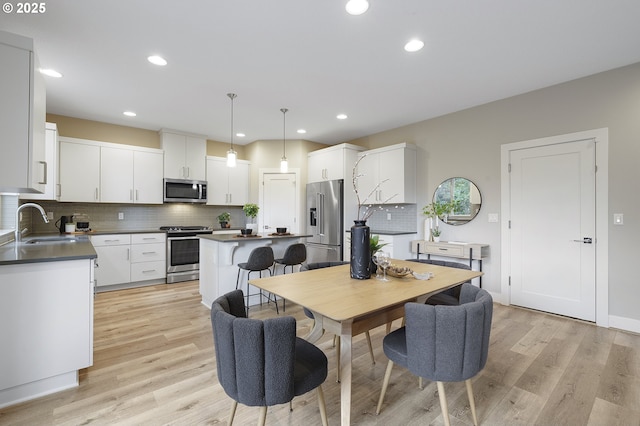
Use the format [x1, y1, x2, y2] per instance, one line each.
[163, 178, 207, 203]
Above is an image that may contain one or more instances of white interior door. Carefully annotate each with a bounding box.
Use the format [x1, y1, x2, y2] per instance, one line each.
[262, 173, 297, 234]
[509, 139, 596, 321]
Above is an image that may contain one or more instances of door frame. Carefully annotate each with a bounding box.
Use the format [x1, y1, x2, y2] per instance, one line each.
[500, 128, 609, 327]
[258, 168, 301, 234]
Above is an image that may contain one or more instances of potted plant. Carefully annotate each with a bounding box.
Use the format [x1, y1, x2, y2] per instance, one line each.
[431, 227, 442, 242]
[422, 201, 454, 241]
[217, 212, 231, 229]
[243, 203, 259, 232]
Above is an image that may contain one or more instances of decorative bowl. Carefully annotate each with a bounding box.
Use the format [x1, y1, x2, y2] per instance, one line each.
[385, 265, 413, 278]
[276, 227, 287, 234]
[412, 271, 434, 280]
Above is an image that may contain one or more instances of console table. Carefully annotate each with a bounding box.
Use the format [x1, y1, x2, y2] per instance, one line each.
[410, 240, 489, 286]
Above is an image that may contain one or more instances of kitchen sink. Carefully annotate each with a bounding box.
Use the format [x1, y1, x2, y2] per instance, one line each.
[23, 236, 85, 244]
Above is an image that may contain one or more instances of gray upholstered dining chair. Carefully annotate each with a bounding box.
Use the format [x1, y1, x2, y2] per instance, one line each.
[406, 258, 472, 305]
[211, 290, 328, 426]
[376, 283, 493, 426]
[235, 246, 277, 315]
[300, 261, 376, 380]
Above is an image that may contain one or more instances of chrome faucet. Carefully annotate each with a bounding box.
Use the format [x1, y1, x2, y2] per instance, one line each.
[15, 203, 50, 243]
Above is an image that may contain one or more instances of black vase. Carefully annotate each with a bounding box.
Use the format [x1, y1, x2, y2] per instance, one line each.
[350, 220, 371, 279]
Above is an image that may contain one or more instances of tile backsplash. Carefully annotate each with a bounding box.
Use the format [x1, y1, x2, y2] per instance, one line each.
[26, 201, 247, 234]
[362, 204, 417, 233]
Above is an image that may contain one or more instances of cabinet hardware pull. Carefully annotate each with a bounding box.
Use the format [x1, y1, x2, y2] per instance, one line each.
[143, 270, 155, 273]
[142, 251, 156, 255]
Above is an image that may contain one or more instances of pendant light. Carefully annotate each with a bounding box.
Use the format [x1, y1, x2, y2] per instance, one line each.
[226, 93, 237, 167]
[280, 108, 288, 173]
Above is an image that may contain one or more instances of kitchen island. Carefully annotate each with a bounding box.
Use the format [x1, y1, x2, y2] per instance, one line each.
[0, 235, 96, 408]
[199, 233, 310, 308]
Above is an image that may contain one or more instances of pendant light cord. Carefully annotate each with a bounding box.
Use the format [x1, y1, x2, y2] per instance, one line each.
[227, 93, 237, 151]
[281, 108, 288, 158]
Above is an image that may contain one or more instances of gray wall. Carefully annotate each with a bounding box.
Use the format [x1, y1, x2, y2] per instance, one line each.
[349, 61, 640, 321]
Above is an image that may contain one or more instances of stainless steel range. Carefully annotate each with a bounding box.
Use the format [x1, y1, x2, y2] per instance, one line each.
[160, 226, 213, 283]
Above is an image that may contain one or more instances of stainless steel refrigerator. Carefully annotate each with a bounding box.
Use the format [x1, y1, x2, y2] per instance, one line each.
[306, 179, 344, 263]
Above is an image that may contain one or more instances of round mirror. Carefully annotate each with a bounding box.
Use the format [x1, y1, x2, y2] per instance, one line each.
[433, 177, 482, 225]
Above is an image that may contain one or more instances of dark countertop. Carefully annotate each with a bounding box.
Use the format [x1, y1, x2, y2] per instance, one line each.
[371, 230, 418, 235]
[60, 228, 166, 235]
[0, 235, 97, 266]
[200, 233, 312, 243]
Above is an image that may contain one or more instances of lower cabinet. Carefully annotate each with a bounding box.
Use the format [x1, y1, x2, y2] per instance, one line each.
[91, 233, 166, 289]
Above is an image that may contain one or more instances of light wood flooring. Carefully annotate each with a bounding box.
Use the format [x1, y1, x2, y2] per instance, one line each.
[1, 281, 639, 425]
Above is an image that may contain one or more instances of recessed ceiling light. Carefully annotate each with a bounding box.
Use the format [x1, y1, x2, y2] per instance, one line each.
[297, 129, 307, 134]
[345, 0, 369, 15]
[236, 133, 245, 137]
[39, 68, 62, 78]
[147, 55, 167, 66]
[123, 111, 137, 117]
[337, 114, 348, 120]
[404, 39, 425, 52]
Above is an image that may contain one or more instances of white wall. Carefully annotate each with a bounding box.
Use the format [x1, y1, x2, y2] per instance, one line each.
[348, 61, 640, 322]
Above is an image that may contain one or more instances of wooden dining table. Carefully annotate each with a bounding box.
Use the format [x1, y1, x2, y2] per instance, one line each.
[249, 258, 482, 425]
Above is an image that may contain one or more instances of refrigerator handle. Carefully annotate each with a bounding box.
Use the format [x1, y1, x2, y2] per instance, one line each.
[318, 192, 325, 236]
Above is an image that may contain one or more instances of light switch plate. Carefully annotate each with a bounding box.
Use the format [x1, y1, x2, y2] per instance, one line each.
[118, 212, 124, 220]
[613, 213, 623, 225]
[488, 213, 499, 223]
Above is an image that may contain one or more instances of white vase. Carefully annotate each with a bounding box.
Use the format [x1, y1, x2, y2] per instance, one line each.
[433, 236, 441, 242]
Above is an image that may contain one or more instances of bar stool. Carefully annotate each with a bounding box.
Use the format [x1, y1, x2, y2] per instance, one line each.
[274, 243, 307, 311]
[235, 246, 277, 315]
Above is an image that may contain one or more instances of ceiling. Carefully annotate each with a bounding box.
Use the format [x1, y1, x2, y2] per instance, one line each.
[3, 0, 640, 145]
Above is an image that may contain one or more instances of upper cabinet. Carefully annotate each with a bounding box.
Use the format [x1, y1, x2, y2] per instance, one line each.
[0, 31, 46, 194]
[357, 143, 417, 204]
[58, 139, 101, 202]
[100, 146, 164, 204]
[307, 143, 364, 183]
[58, 137, 163, 204]
[160, 130, 206, 181]
[21, 123, 58, 200]
[206, 156, 250, 206]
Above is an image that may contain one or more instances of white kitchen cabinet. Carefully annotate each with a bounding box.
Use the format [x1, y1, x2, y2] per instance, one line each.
[100, 146, 164, 204]
[91, 234, 131, 287]
[357, 143, 417, 204]
[206, 156, 250, 205]
[160, 130, 207, 180]
[91, 233, 166, 289]
[58, 139, 101, 202]
[130, 233, 166, 282]
[0, 31, 46, 194]
[307, 143, 363, 183]
[21, 123, 58, 200]
[374, 233, 416, 260]
[0, 259, 94, 407]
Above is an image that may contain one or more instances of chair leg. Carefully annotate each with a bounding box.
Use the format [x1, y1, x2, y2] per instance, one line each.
[466, 379, 479, 426]
[365, 331, 375, 364]
[289, 400, 293, 412]
[317, 385, 328, 426]
[376, 360, 394, 415]
[335, 336, 341, 382]
[258, 406, 267, 426]
[419, 377, 423, 389]
[436, 381, 451, 426]
[229, 400, 238, 425]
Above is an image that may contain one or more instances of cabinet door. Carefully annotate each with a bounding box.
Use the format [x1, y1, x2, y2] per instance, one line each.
[356, 152, 379, 203]
[308, 149, 345, 182]
[228, 161, 249, 205]
[100, 146, 133, 203]
[161, 132, 186, 179]
[59, 141, 101, 202]
[378, 148, 405, 203]
[0, 40, 45, 193]
[94, 245, 131, 286]
[133, 150, 164, 204]
[185, 136, 207, 180]
[206, 157, 228, 205]
[22, 123, 58, 200]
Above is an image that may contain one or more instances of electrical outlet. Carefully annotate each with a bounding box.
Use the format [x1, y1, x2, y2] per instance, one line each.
[118, 212, 124, 220]
[387, 213, 392, 220]
[46, 211, 54, 220]
[488, 213, 499, 223]
[613, 213, 623, 225]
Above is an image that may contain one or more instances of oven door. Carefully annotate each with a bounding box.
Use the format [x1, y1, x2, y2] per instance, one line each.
[167, 236, 200, 273]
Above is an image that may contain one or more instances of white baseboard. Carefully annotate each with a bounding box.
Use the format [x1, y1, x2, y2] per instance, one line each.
[609, 315, 640, 334]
